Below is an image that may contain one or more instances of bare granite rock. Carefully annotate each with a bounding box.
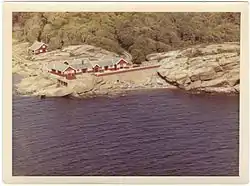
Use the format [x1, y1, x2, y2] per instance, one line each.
[156, 43, 240, 93]
[15, 41, 239, 98]
[16, 75, 57, 95]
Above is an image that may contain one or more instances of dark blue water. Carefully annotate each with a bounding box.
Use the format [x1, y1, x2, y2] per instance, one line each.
[12, 89, 239, 176]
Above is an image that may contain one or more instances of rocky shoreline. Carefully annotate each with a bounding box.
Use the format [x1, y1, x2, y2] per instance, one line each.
[13, 41, 240, 98]
[14, 73, 173, 99]
[12, 41, 173, 98]
[154, 43, 240, 94]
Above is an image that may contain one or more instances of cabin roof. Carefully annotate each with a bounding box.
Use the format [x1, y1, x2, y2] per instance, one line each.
[47, 56, 129, 72]
[114, 57, 130, 65]
[48, 62, 72, 72]
[99, 56, 122, 67]
[29, 41, 47, 51]
[68, 59, 93, 69]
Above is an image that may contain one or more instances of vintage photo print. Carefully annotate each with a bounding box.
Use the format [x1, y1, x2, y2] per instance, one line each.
[2, 1, 249, 184]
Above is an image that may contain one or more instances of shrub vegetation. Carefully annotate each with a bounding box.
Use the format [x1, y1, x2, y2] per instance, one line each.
[12, 12, 240, 64]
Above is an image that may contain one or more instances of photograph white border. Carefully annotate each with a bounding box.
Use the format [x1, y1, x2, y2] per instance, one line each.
[3, 1, 249, 184]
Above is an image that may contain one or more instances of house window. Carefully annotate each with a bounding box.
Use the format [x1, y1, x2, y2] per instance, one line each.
[40, 49, 43, 53]
[104, 66, 108, 70]
[42, 45, 46, 48]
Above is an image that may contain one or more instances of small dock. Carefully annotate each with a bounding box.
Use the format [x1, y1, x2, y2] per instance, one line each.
[48, 73, 70, 87]
[57, 79, 68, 86]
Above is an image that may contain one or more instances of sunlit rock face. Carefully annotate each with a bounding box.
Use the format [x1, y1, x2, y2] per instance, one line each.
[156, 43, 240, 93]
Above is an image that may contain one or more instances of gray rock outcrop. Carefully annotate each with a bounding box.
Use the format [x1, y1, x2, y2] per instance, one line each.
[156, 43, 240, 93]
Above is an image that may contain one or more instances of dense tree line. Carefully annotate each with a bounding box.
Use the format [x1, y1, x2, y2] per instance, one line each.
[12, 12, 240, 63]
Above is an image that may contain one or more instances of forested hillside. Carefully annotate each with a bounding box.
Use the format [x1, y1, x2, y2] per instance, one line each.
[12, 12, 240, 63]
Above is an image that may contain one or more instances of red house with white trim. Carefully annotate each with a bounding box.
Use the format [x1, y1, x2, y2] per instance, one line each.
[28, 41, 48, 55]
[100, 57, 131, 71]
[46, 57, 132, 80]
[113, 58, 130, 69]
[47, 62, 77, 80]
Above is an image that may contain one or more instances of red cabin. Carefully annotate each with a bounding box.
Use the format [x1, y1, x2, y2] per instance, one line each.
[48, 62, 77, 79]
[63, 66, 77, 75]
[117, 59, 128, 66]
[28, 41, 48, 55]
[114, 58, 130, 69]
[93, 64, 101, 72]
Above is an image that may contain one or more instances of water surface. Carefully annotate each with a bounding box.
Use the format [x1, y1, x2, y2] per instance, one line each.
[13, 89, 239, 176]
